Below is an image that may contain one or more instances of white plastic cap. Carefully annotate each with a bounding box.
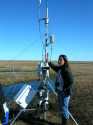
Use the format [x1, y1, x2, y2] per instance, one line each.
[3, 102, 9, 113]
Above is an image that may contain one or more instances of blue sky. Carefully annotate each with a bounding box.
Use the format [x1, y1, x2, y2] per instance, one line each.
[0, 0, 93, 61]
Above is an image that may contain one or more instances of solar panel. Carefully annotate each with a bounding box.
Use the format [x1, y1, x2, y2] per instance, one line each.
[14, 84, 35, 108]
[2, 80, 41, 106]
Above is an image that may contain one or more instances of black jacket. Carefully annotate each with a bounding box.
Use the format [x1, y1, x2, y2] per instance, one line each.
[48, 62, 74, 96]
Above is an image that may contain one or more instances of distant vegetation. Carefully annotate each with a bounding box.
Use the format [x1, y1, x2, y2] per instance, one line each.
[0, 61, 93, 125]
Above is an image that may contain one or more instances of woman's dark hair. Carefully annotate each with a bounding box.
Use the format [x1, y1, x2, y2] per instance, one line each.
[59, 54, 69, 68]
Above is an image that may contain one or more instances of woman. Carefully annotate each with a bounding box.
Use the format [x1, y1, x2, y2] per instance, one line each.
[48, 55, 74, 125]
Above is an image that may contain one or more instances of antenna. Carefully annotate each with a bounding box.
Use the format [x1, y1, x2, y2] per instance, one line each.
[37, 0, 56, 120]
[44, 0, 49, 63]
[38, 0, 55, 79]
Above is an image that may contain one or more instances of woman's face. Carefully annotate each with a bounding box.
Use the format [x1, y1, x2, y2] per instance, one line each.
[58, 57, 65, 65]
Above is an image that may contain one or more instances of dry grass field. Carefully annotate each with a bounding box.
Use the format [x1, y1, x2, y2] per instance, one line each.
[70, 62, 93, 125]
[0, 61, 38, 84]
[0, 61, 93, 125]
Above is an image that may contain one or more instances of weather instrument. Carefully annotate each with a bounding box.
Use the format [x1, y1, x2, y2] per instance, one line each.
[1, 0, 56, 124]
[1, 0, 79, 125]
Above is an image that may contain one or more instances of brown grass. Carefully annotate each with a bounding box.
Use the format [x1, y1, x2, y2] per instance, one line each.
[0, 61, 93, 125]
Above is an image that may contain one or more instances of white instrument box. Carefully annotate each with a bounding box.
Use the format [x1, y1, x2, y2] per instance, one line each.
[14, 84, 35, 109]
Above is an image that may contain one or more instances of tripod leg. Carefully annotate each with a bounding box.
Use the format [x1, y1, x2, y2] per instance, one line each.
[10, 110, 23, 125]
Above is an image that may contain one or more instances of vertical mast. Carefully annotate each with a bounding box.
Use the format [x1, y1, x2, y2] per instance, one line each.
[44, 0, 49, 63]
